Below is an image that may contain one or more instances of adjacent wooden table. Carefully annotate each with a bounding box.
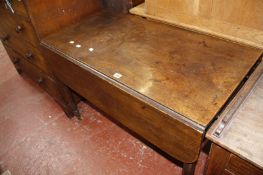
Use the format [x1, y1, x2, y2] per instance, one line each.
[206, 62, 263, 175]
[41, 10, 262, 174]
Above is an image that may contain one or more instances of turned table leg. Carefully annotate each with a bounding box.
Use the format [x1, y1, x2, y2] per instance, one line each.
[183, 162, 196, 175]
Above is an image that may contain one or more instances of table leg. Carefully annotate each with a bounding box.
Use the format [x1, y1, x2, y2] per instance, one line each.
[183, 162, 196, 175]
[57, 80, 81, 119]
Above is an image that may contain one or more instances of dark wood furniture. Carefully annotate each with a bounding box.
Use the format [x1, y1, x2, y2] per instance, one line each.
[0, 0, 79, 117]
[1, 1, 263, 175]
[39, 3, 262, 174]
[205, 62, 263, 175]
[206, 144, 263, 175]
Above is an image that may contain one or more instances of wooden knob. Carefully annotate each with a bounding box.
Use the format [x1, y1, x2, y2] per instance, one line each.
[25, 52, 33, 59]
[37, 77, 44, 84]
[15, 25, 23, 33]
[0, 35, 9, 42]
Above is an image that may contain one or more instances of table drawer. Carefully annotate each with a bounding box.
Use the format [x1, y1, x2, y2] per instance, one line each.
[0, 11, 38, 46]
[43, 48, 204, 163]
[2, 0, 28, 18]
[3, 37, 50, 75]
[205, 144, 263, 175]
[226, 154, 263, 175]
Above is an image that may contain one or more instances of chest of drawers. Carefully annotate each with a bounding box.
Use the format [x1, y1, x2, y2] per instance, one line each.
[0, 0, 78, 118]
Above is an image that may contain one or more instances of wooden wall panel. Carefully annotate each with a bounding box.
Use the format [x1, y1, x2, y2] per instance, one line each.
[24, 0, 103, 39]
[131, 0, 263, 49]
[145, 0, 263, 30]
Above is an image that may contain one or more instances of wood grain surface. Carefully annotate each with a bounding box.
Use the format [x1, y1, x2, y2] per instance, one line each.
[42, 11, 262, 127]
[25, 0, 144, 40]
[130, 1, 263, 49]
[205, 144, 230, 175]
[207, 63, 263, 169]
[42, 47, 204, 163]
[205, 144, 263, 175]
[24, 0, 103, 39]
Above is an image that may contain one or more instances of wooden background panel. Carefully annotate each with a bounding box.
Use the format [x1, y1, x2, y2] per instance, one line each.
[132, 0, 263, 49]
[145, 0, 263, 30]
[24, 0, 103, 39]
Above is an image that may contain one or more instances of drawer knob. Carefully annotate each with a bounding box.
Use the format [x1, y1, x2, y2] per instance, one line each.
[25, 52, 33, 59]
[37, 77, 44, 84]
[13, 58, 20, 64]
[0, 35, 9, 42]
[15, 25, 23, 33]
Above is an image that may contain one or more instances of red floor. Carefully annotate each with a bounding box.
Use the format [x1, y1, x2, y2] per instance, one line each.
[0, 43, 207, 175]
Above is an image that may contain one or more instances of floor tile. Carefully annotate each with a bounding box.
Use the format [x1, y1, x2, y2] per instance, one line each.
[0, 107, 44, 156]
[83, 124, 182, 175]
[0, 76, 63, 125]
[0, 116, 91, 175]
[0, 46, 17, 85]
[0, 76, 44, 111]
[77, 101, 114, 136]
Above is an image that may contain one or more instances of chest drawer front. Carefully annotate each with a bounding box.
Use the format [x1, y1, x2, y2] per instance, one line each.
[4, 45, 23, 74]
[0, 11, 38, 46]
[3, 37, 50, 74]
[10, 54, 62, 102]
[2, 0, 28, 18]
[19, 59, 60, 101]
[4, 47, 65, 106]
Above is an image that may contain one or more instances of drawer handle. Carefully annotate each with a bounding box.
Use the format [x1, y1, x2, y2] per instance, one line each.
[0, 35, 9, 42]
[15, 25, 24, 33]
[13, 58, 20, 64]
[37, 77, 44, 84]
[25, 52, 34, 59]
